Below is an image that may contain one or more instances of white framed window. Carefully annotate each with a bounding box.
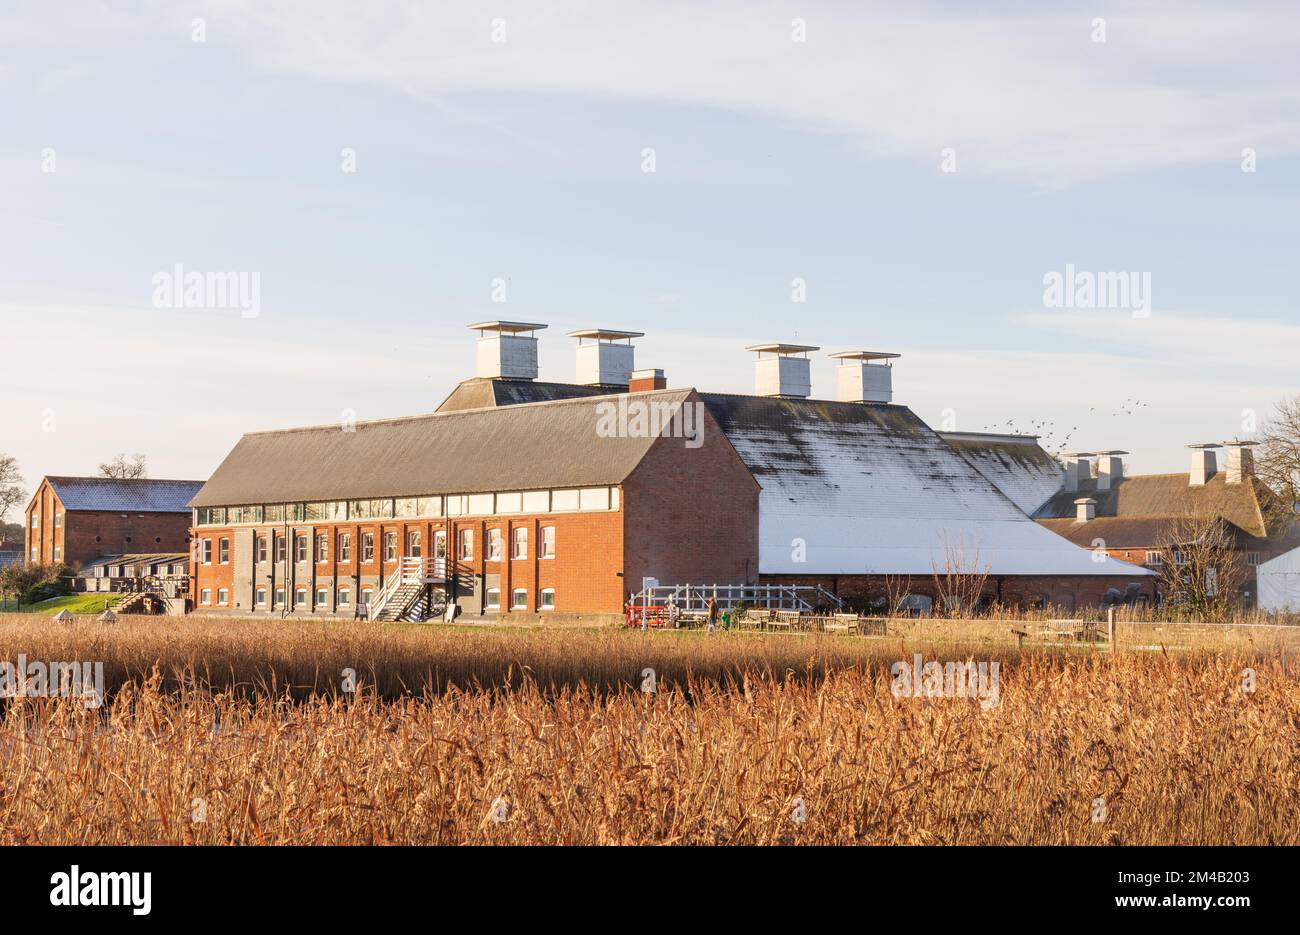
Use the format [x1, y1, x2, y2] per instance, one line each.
[317, 534, 329, 563]
[316, 587, 328, 605]
[467, 493, 494, 515]
[275, 587, 286, 606]
[54, 513, 62, 528]
[409, 530, 421, 557]
[53, 546, 61, 561]
[201, 539, 213, 564]
[1146, 551, 1162, 566]
[257, 536, 268, 563]
[496, 492, 522, 514]
[339, 533, 352, 562]
[539, 588, 555, 610]
[384, 531, 398, 562]
[338, 588, 351, 607]
[275, 536, 287, 563]
[1173, 549, 1189, 567]
[30, 546, 38, 560]
[540, 526, 556, 559]
[360, 587, 374, 608]
[255, 587, 267, 606]
[512, 527, 527, 559]
[362, 533, 374, 562]
[219, 538, 230, 564]
[217, 588, 229, 605]
[488, 528, 503, 561]
[578, 487, 610, 511]
[295, 586, 308, 606]
[200, 588, 212, 605]
[458, 528, 473, 560]
[295, 535, 308, 563]
[485, 588, 501, 610]
[30, 514, 38, 529]
[1247, 551, 1261, 567]
[512, 588, 527, 610]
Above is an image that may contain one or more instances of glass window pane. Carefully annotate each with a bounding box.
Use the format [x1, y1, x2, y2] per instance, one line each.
[496, 492, 522, 514]
[467, 493, 494, 516]
[551, 489, 579, 511]
[578, 487, 610, 511]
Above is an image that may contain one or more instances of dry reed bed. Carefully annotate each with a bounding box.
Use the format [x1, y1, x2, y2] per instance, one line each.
[0, 614, 1022, 698]
[1, 649, 1297, 845]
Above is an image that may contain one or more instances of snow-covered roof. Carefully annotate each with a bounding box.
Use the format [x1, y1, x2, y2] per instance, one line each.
[941, 431, 1064, 515]
[700, 394, 1151, 578]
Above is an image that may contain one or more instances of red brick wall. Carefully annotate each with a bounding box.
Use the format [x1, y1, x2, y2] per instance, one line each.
[191, 509, 627, 616]
[621, 395, 760, 592]
[24, 480, 191, 568]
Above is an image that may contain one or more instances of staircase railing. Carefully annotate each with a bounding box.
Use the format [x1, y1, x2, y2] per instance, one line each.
[630, 583, 846, 614]
[367, 557, 425, 620]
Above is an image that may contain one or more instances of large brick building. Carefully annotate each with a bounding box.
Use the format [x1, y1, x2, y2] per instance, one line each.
[1034, 444, 1298, 605]
[189, 323, 1151, 619]
[25, 476, 204, 568]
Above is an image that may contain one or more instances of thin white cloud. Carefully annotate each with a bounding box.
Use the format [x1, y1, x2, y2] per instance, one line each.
[198, 0, 1300, 186]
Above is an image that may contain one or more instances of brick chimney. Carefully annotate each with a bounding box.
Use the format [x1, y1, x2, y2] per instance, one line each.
[1074, 497, 1097, 523]
[630, 368, 666, 392]
[1222, 439, 1258, 484]
[1187, 443, 1221, 486]
[468, 321, 546, 380]
[829, 350, 900, 403]
[746, 343, 818, 398]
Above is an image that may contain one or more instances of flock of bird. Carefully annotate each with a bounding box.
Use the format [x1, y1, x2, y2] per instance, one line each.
[978, 398, 1149, 455]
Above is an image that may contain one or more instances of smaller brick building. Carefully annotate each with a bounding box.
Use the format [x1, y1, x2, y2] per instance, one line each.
[24, 477, 204, 569]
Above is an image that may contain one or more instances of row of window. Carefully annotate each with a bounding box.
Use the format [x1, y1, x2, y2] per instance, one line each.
[198, 586, 558, 611]
[30, 514, 62, 528]
[195, 487, 619, 526]
[200, 526, 557, 565]
[1142, 550, 1261, 567]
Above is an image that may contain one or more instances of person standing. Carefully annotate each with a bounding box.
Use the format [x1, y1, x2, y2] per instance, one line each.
[706, 596, 719, 634]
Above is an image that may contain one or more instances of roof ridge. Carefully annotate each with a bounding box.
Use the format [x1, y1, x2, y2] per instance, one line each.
[241, 387, 696, 439]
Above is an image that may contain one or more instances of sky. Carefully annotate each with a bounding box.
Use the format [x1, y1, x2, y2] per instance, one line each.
[2, 0, 1299, 514]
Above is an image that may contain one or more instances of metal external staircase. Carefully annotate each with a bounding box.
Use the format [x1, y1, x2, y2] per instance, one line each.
[366, 557, 447, 622]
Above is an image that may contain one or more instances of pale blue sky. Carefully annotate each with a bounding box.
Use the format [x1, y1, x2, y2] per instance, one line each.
[2, 0, 1298, 505]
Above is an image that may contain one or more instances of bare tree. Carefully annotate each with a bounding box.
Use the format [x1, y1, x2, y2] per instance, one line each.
[0, 454, 25, 523]
[98, 453, 148, 479]
[1154, 513, 1247, 619]
[1258, 393, 1300, 516]
[930, 532, 991, 617]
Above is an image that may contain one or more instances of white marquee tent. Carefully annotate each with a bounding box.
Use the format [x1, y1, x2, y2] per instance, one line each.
[1257, 546, 1300, 613]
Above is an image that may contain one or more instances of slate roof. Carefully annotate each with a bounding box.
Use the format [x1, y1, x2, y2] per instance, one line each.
[1036, 516, 1259, 550]
[941, 432, 1064, 515]
[697, 393, 1150, 577]
[436, 378, 610, 413]
[45, 477, 205, 513]
[190, 389, 694, 507]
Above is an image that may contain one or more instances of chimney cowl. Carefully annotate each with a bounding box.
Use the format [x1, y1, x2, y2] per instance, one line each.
[746, 343, 818, 398]
[566, 329, 644, 387]
[468, 321, 547, 380]
[1074, 497, 1097, 523]
[829, 350, 900, 404]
